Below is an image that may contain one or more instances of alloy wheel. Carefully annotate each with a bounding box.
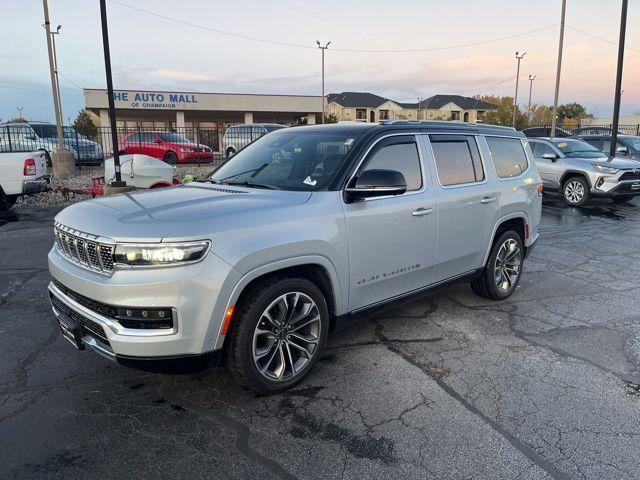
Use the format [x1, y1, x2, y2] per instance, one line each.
[252, 292, 321, 381]
[493, 238, 521, 294]
[564, 180, 585, 204]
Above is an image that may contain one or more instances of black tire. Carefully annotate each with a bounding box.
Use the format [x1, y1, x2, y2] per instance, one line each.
[562, 176, 590, 206]
[612, 195, 634, 203]
[226, 276, 329, 393]
[163, 151, 178, 164]
[471, 230, 524, 300]
[0, 188, 16, 211]
[226, 148, 236, 158]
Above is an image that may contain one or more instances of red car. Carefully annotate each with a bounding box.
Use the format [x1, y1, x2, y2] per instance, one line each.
[119, 132, 214, 164]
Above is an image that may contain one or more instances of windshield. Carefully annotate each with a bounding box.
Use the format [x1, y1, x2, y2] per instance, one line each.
[625, 138, 640, 152]
[159, 132, 191, 143]
[209, 130, 361, 191]
[31, 125, 58, 139]
[552, 139, 607, 158]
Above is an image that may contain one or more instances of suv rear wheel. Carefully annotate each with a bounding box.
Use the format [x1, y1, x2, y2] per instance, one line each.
[471, 230, 524, 300]
[226, 277, 329, 393]
[563, 176, 590, 206]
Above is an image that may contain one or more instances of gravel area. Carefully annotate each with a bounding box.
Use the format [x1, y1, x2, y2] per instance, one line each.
[15, 162, 221, 209]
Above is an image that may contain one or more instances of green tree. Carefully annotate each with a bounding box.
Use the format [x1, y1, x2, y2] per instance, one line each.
[7, 117, 27, 123]
[556, 102, 588, 122]
[73, 110, 97, 140]
[474, 95, 527, 129]
[528, 104, 554, 125]
[324, 113, 338, 124]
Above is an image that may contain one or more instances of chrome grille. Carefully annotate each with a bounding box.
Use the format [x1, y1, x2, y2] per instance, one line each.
[54, 223, 115, 275]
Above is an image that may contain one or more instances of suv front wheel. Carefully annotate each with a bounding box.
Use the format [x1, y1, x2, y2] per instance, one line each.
[563, 176, 590, 206]
[226, 277, 329, 393]
[471, 230, 524, 300]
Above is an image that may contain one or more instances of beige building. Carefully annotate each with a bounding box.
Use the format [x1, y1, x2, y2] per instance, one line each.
[326, 92, 497, 124]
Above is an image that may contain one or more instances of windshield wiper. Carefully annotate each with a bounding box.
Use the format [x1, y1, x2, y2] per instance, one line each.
[218, 163, 269, 181]
[222, 180, 279, 190]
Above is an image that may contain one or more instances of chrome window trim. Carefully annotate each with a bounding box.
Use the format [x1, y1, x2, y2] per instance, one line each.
[424, 132, 488, 190]
[48, 281, 179, 337]
[482, 135, 532, 182]
[343, 132, 427, 202]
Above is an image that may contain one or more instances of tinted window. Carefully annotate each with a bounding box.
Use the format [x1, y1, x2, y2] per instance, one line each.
[430, 136, 484, 186]
[361, 141, 422, 191]
[486, 137, 529, 178]
[141, 133, 156, 143]
[531, 141, 557, 158]
[127, 133, 140, 142]
[551, 139, 606, 158]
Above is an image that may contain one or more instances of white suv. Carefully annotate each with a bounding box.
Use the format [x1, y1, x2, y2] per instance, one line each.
[222, 123, 286, 157]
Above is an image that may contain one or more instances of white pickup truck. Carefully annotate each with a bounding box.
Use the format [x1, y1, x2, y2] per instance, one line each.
[0, 150, 49, 210]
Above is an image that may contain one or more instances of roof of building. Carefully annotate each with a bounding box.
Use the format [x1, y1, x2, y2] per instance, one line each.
[327, 92, 497, 111]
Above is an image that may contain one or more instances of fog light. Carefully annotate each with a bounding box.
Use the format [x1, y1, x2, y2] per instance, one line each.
[115, 307, 174, 329]
[596, 177, 605, 188]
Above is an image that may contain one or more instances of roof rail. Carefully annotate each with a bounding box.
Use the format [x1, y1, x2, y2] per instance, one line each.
[379, 119, 516, 132]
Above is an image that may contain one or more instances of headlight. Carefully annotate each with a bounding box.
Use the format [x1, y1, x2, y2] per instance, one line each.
[592, 163, 619, 174]
[114, 241, 210, 266]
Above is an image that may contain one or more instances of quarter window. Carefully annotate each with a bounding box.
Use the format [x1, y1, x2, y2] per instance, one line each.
[430, 135, 484, 186]
[486, 137, 529, 178]
[360, 139, 422, 191]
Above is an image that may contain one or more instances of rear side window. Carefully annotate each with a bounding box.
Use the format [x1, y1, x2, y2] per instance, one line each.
[430, 135, 484, 186]
[531, 141, 556, 158]
[486, 137, 529, 178]
[361, 139, 422, 191]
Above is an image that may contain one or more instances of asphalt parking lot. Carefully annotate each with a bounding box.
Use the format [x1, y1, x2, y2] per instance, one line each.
[1, 196, 640, 480]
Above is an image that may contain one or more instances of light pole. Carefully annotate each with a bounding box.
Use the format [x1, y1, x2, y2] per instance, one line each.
[100, 0, 124, 186]
[551, 0, 567, 137]
[527, 74, 537, 121]
[316, 41, 330, 124]
[16, 106, 24, 119]
[42, 0, 64, 150]
[610, 0, 628, 157]
[50, 24, 63, 125]
[512, 51, 526, 128]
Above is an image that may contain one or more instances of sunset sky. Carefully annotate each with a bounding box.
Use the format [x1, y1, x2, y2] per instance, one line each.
[1, 0, 639, 122]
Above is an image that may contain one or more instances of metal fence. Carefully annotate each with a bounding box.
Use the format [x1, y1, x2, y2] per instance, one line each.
[522, 123, 640, 137]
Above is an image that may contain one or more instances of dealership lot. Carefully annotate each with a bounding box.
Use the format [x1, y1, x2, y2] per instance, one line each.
[1, 197, 640, 480]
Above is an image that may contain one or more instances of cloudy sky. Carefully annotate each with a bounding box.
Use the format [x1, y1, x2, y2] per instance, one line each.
[1, 0, 639, 122]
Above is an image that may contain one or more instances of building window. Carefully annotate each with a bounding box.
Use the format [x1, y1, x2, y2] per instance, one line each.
[379, 110, 389, 120]
[356, 109, 367, 120]
[450, 111, 461, 121]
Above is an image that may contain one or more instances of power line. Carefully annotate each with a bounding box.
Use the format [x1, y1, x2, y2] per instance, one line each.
[567, 25, 639, 53]
[108, 0, 557, 54]
[59, 72, 82, 89]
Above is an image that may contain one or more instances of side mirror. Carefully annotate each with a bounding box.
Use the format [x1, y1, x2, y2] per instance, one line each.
[345, 169, 407, 202]
[542, 153, 558, 161]
[616, 146, 629, 155]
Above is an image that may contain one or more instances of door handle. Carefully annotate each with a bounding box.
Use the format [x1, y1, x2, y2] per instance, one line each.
[412, 207, 433, 217]
[480, 196, 497, 204]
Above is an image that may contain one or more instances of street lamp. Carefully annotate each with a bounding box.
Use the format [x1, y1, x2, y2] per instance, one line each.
[527, 74, 537, 121]
[610, 0, 628, 157]
[551, 0, 567, 137]
[316, 41, 330, 124]
[512, 51, 526, 128]
[50, 24, 63, 124]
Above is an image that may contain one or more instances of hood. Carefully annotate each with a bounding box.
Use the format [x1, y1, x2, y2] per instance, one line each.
[54, 182, 312, 243]
[596, 157, 640, 169]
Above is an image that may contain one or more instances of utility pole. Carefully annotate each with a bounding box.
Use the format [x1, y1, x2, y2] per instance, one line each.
[100, 0, 124, 186]
[50, 24, 63, 125]
[316, 41, 330, 124]
[512, 51, 526, 128]
[551, 0, 567, 137]
[16, 106, 24, 119]
[42, 0, 64, 149]
[610, 0, 628, 157]
[527, 74, 537, 121]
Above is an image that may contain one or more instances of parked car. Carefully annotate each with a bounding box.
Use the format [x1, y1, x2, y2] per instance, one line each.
[574, 134, 640, 161]
[527, 137, 640, 205]
[119, 132, 213, 164]
[222, 123, 286, 157]
[48, 121, 542, 393]
[522, 126, 571, 138]
[29, 123, 104, 165]
[0, 148, 49, 210]
[571, 126, 619, 136]
[1, 123, 78, 164]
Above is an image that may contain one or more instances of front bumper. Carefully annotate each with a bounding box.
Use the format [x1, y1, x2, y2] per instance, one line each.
[590, 173, 640, 197]
[47, 245, 241, 359]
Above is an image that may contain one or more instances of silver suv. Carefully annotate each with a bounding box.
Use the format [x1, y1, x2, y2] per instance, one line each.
[222, 123, 285, 157]
[48, 121, 542, 393]
[528, 137, 640, 205]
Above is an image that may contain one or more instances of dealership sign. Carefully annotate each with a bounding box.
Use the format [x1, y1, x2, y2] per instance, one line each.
[112, 91, 198, 109]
